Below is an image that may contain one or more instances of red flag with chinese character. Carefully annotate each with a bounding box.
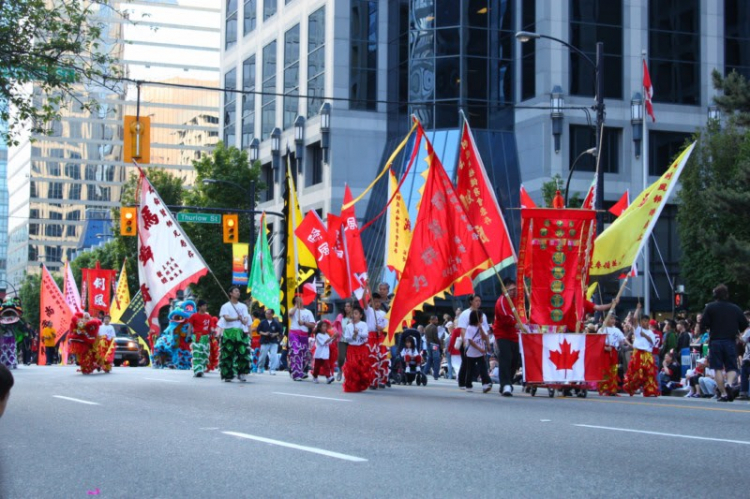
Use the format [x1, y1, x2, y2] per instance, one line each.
[38, 264, 73, 365]
[520, 185, 537, 208]
[137, 170, 209, 328]
[454, 120, 516, 289]
[295, 211, 351, 298]
[341, 185, 368, 299]
[643, 59, 656, 122]
[82, 261, 117, 315]
[387, 126, 488, 339]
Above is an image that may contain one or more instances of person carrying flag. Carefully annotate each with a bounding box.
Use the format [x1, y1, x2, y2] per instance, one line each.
[218, 286, 251, 382]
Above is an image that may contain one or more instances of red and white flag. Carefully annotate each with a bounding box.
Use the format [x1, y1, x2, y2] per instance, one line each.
[643, 59, 656, 122]
[520, 333, 606, 383]
[137, 171, 209, 328]
[63, 261, 82, 315]
[581, 178, 596, 210]
[341, 185, 368, 299]
[295, 211, 352, 299]
[519, 185, 537, 209]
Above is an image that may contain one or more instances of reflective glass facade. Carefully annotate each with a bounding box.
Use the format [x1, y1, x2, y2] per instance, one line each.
[724, 0, 750, 79]
[569, 125, 620, 174]
[350, 0, 378, 110]
[242, 55, 256, 148]
[261, 40, 277, 139]
[307, 7, 326, 118]
[283, 25, 301, 129]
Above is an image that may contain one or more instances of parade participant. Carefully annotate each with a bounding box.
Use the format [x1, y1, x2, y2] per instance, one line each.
[457, 295, 487, 390]
[333, 301, 352, 381]
[207, 316, 220, 373]
[219, 286, 251, 382]
[463, 310, 492, 393]
[0, 300, 28, 369]
[249, 309, 262, 373]
[257, 309, 282, 375]
[312, 320, 335, 384]
[493, 280, 520, 397]
[288, 295, 316, 381]
[68, 312, 101, 374]
[622, 303, 659, 397]
[95, 314, 116, 373]
[443, 313, 456, 379]
[700, 284, 748, 402]
[0, 363, 13, 418]
[42, 322, 57, 366]
[378, 282, 392, 312]
[364, 291, 389, 389]
[187, 300, 213, 377]
[152, 301, 195, 370]
[343, 306, 371, 392]
[597, 313, 631, 396]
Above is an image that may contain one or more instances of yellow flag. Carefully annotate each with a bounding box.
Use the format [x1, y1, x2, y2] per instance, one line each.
[385, 169, 412, 278]
[110, 260, 131, 323]
[287, 161, 317, 272]
[590, 142, 695, 276]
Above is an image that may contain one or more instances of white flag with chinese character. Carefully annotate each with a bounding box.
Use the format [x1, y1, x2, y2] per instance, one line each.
[137, 171, 209, 324]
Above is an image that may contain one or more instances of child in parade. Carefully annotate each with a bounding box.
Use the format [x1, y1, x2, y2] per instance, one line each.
[463, 310, 492, 393]
[622, 303, 659, 397]
[343, 306, 372, 392]
[364, 291, 389, 389]
[597, 313, 632, 396]
[312, 320, 335, 384]
[187, 300, 213, 377]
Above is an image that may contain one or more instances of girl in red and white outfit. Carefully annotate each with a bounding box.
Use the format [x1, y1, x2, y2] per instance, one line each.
[364, 292, 388, 389]
[312, 320, 335, 384]
[597, 313, 631, 396]
[343, 306, 372, 392]
[399, 336, 422, 385]
[623, 303, 659, 397]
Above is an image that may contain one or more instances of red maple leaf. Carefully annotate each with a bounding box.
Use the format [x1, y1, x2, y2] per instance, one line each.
[549, 338, 580, 371]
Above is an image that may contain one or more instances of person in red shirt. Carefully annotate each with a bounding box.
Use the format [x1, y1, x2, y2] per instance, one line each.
[493, 279, 520, 397]
[207, 316, 220, 373]
[187, 300, 213, 377]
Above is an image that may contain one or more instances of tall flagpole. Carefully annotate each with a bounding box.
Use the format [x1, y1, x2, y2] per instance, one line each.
[642, 49, 651, 315]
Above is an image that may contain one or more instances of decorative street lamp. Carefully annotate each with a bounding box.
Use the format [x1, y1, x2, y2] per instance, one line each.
[294, 115, 305, 174]
[550, 85, 564, 153]
[320, 102, 331, 164]
[707, 105, 721, 127]
[631, 92, 643, 159]
[271, 127, 281, 182]
[249, 137, 260, 163]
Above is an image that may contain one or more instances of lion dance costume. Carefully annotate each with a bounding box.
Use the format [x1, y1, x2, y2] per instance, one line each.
[152, 301, 195, 370]
[0, 299, 29, 369]
[68, 314, 105, 374]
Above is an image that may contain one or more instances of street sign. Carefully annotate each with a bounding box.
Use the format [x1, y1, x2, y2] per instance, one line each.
[176, 212, 221, 224]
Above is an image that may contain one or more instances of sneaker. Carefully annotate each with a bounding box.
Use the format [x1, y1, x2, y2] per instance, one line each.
[736, 393, 750, 401]
[302, 374, 309, 379]
[313, 378, 319, 384]
[336, 372, 342, 382]
[369, 385, 377, 390]
[327, 376, 335, 384]
[502, 385, 513, 397]
[465, 387, 473, 392]
[718, 395, 729, 402]
[459, 386, 466, 390]
[482, 384, 492, 393]
[270, 370, 276, 375]
[224, 378, 232, 382]
[238, 374, 247, 382]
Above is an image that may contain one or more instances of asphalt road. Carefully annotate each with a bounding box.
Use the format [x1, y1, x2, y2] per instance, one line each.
[1, 365, 748, 498]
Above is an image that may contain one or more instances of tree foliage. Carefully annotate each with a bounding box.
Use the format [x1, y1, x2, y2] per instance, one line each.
[541, 174, 583, 208]
[678, 71, 750, 309]
[0, 0, 126, 145]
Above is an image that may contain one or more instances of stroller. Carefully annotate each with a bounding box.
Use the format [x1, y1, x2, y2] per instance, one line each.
[391, 329, 428, 386]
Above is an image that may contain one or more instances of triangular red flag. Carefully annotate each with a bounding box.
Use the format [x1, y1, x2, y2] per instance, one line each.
[341, 185, 368, 299]
[608, 189, 630, 217]
[520, 185, 537, 208]
[294, 211, 351, 299]
[643, 60, 656, 122]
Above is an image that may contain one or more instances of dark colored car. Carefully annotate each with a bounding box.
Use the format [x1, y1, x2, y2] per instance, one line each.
[113, 325, 140, 367]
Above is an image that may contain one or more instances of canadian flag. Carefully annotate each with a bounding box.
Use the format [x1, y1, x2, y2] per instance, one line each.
[520, 334, 606, 383]
[643, 60, 656, 122]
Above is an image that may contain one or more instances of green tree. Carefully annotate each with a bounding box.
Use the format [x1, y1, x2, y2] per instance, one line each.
[541, 174, 583, 207]
[678, 70, 750, 308]
[0, 0, 125, 145]
[18, 271, 64, 331]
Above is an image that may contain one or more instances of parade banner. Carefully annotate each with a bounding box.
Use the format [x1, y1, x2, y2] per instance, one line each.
[341, 185, 368, 299]
[387, 128, 488, 339]
[110, 260, 130, 323]
[516, 208, 596, 332]
[520, 333, 606, 383]
[248, 213, 280, 313]
[590, 142, 695, 277]
[82, 261, 117, 316]
[296, 211, 351, 299]
[118, 290, 149, 338]
[38, 264, 73, 365]
[454, 119, 516, 288]
[231, 243, 249, 286]
[137, 170, 209, 327]
[385, 168, 412, 278]
[63, 262, 83, 315]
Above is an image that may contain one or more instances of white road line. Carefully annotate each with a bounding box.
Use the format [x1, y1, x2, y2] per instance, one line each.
[144, 377, 181, 383]
[222, 431, 367, 462]
[273, 392, 351, 402]
[53, 395, 100, 406]
[574, 424, 750, 446]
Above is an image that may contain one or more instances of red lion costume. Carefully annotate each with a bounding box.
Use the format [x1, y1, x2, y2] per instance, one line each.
[68, 313, 103, 374]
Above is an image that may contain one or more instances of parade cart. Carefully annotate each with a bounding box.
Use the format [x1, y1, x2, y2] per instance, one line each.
[514, 208, 606, 398]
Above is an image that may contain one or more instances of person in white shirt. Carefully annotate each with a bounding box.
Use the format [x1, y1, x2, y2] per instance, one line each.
[95, 314, 117, 373]
[622, 303, 659, 397]
[456, 295, 488, 390]
[597, 313, 632, 396]
[364, 291, 389, 389]
[342, 306, 372, 392]
[463, 310, 492, 393]
[312, 320, 335, 384]
[333, 301, 353, 382]
[219, 286, 251, 382]
[289, 295, 316, 381]
[399, 336, 423, 384]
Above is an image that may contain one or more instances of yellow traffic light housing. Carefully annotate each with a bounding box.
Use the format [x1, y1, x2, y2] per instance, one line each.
[120, 207, 137, 236]
[223, 214, 238, 244]
[123, 115, 151, 164]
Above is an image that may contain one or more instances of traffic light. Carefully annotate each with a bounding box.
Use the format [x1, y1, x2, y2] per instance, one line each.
[120, 207, 137, 236]
[223, 214, 238, 243]
[123, 115, 151, 164]
[323, 279, 331, 298]
[317, 302, 330, 315]
[674, 291, 686, 310]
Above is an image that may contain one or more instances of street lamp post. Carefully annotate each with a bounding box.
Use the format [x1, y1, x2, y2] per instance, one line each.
[294, 115, 305, 174]
[550, 85, 564, 153]
[319, 102, 331, 164]
[203, 178, 257, 263]
[271, 127, 281, 181]
[516, 31, 605, 233]
[631, 93, 643, 159]
[564, 147, 598, 206]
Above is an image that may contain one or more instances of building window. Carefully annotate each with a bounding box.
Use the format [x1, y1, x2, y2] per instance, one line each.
[648, 0, 700, 105]
[264, 0, 276, 20]
[243, 0, 256, 36]
[45, 223, 62, 238]
[45, 246, 61, 263]
[224, 68, 237, 146]
[283, 24, 300, 129]
[569, 125, 620, 174]
[226, 0, 238, 49]
[48, 182, 63, 199]
[29, 223, 39, 236]
[350, 0, 378, 110]
[28, 246, 38, 262]
[242, 55, 256, 148]
[262, 162, 274, 201]
[69, 183, 81, 200]
[305, 144, 323, 187]
[261, 41, 277, 140]
[648, 131, 691, 176]
[65, 163, 80, 179]
[30, 181, 37, 198]
[520, 0, 536, 101]
[307, 7, 325, 118]
[569, 0, 623, 100]
[725, 0, 750, 79]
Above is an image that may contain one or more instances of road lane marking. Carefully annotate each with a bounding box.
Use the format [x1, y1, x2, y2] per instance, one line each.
[53, 395, 100, 406]
[574, 424, 750, 446]
[561, 396, 750, 414]
[144, 377, 181, 383]
[222, 431, 367, 462]
[273, 392, 351, 402]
